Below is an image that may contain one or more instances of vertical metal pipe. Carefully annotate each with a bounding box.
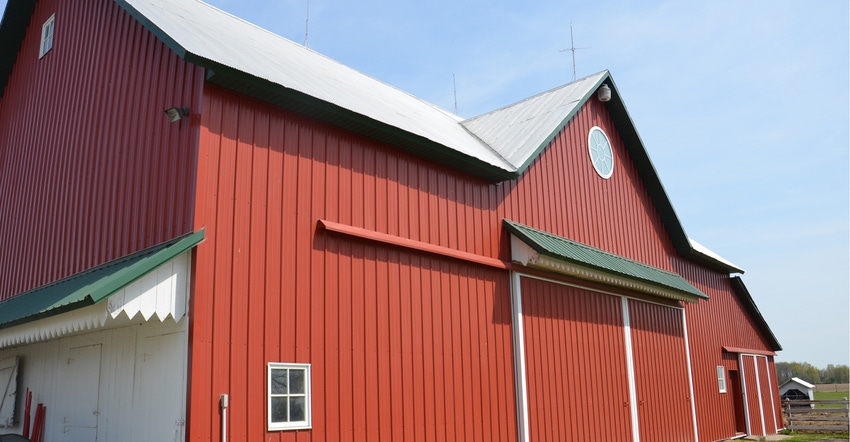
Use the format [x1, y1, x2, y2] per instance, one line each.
[681, 309, 700, 442]
[621, 297, 640, 442]
[510, 272, 530, 442]
[220, 394, 229, 442]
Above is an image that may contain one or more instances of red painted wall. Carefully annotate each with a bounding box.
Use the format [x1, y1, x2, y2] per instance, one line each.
[756, 356, 780, 434]
[189, 82, 782, 441]
[0, 1, 783, 440]
[190, 85, 518, 441]
[742, 355, 766, 436]
[628, 299, 695, 442]
[521, 277, 632, 441]
[0, 0, 204, 300]
[677, 260, 780, 441]
[501, 98, 677, 270]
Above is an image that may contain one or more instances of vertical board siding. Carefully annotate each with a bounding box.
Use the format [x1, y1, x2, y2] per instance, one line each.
[520, 277, 632, 442]
[677, 258, 780, 441]
[768, 357, 784, 430]
[756, 356, 779, 435]
[742, 355, 765, 436]
[191, 83, 779, 442]
[504, 99, 676, 270]
[628, 300, 695, 442]
[192, 85, 517, 442]
[0, 0, 203, 300]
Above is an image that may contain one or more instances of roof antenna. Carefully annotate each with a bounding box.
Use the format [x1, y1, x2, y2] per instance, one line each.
[453, 73, 459, 115]
[559, 22, 588, 81]
[304, 0, 310, 47]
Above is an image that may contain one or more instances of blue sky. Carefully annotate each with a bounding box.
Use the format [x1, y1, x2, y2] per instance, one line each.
[202, 0, 849, 368]
[3, 0, 848, 367]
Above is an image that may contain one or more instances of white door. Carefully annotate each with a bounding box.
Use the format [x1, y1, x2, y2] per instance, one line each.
[58, 344, 102, 441]
[135, 330, 187, 442]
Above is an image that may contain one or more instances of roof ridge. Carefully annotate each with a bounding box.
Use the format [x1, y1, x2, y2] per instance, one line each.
[190, 0, 466, 123]
[462, 70, 607, 122]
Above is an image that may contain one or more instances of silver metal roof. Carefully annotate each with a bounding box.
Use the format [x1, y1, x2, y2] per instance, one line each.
[462, 72, 607, 169]
[101, 2, 749, 275]
[124, 0, 517, 171]
[122, 0, 615, 175]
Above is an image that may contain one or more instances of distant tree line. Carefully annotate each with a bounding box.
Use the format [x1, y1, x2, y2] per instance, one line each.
[775, 361, 850, 385]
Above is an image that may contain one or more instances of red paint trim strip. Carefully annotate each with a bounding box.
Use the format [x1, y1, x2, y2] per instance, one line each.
[318, 219, 509, 269]
[723, 346, 776, 356]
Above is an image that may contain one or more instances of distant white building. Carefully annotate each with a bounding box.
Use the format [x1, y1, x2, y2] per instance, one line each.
[779, 377, 815, 407]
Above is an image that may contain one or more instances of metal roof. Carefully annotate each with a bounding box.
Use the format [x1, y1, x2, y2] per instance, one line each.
[688, 238, 744, 274]
[463, 72, 607, 171]
[504, 219, 708, 301]
[0, 0, 745, 274]
[780, 377, 814, 389]
[119, 0, 514, 174]
[0, 230, 204, 330]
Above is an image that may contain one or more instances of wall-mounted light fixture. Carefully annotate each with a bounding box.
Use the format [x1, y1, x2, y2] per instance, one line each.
[164, 106, 190, 123]
[597, 84, 611, 103]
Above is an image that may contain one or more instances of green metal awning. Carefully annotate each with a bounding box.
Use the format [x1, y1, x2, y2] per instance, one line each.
[0, 230, 204, 330]
[504, 220, 707, 302]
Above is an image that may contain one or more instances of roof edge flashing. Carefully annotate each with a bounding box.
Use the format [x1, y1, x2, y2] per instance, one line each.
[113, 0, 189, 59]
[730, 276, 782, 351]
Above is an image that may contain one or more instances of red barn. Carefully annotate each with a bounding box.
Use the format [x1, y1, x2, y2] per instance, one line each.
[0, 0, 783, 441]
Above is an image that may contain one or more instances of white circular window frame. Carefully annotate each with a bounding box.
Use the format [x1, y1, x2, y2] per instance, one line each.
[587, 126, 614, 179]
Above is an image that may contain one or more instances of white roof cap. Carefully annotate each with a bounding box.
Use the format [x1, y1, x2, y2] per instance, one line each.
[688, 237, 744, 273]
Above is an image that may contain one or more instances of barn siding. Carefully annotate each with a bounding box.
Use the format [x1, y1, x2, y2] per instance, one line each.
[520, 277, 632, 441]
[191, 85, 518, 442]
[742, 355, 766, 436]
[676, 259, 780, 441]
[0, 0, 204, 300]
[503, 98, 677, 270]
[190, 82, 782, 441]
[755, 355, 780, 434]
[628, 299, 695, 442]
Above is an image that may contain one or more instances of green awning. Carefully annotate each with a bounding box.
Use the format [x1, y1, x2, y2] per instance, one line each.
[0, 230, 204, 330]
[504, 220, 707, 302]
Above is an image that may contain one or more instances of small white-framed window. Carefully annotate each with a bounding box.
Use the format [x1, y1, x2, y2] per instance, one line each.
[268, 362, 311, 431]
[716, 366, 727, 393]
[39, 14, 56, 58]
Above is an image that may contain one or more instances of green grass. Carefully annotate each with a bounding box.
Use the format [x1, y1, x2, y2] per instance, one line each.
[814, 390, 850, 409]
[779, 433, 849, 441]
[815, 391, 850, 400]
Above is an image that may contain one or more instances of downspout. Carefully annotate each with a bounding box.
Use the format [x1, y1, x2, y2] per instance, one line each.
[220, 394, 229, 442]
[510, 272, 530, 442]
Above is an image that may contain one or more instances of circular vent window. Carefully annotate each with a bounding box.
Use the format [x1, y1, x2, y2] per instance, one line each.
[588, 126, 614, 179]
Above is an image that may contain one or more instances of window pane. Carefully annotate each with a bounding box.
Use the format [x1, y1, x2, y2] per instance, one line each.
[271, 397, 289, 423]
[290, 397, 305, 422]
[289, 369, 304, 394]
[271, 369, 288, 394]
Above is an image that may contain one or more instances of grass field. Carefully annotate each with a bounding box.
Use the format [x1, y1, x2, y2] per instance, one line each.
[782, 433, 848, 442]
[815, 391, 850, 400]
[779, 433, 849, 441]
[814, 390, 850, 408]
